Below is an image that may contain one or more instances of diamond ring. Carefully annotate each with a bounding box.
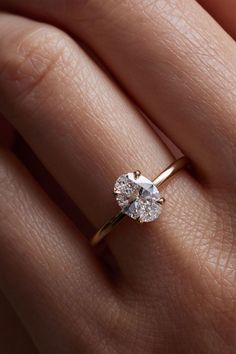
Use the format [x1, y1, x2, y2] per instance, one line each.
[90, 157, 189, 246]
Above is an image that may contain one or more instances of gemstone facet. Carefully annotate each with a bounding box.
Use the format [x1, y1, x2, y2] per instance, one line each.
[114, 172, 162, 222]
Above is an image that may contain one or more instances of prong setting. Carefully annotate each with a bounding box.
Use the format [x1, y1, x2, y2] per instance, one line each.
[136, 216, 145, 224]
[133, 170, 141, 179]
[157, 197, 165, 205]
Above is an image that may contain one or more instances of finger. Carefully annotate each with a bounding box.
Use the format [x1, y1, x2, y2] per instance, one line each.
[0, 12, 206, 285]
[0, 149, 112, 353]
[14, 135, 93, 238]
[0, 10, 225, 307]
[1, 0, 236, 183]
[0, 15, 172, 222]
[198, 0, 236, 39]
[0, 14, 233, 338]
[4, 0, 236, 40]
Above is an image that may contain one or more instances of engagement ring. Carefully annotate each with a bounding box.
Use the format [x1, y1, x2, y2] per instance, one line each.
[91, 157, 189, 246]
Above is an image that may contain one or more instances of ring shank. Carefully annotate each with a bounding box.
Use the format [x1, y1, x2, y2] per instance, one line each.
[90, 156, 189, 246]
[90, 211, 126, 246]
[152, 156, 189, 187]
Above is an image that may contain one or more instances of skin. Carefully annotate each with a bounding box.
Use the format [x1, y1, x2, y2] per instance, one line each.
[0, 1, 235, 353]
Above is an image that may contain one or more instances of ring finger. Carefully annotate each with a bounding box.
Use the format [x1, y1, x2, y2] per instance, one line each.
[0, 13, 203, 285]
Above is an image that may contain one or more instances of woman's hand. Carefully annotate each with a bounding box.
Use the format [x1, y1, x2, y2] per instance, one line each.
[0, 1, 236, 353]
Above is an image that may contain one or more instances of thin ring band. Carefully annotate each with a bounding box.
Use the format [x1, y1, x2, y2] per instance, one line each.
[90, 156, 189, 246]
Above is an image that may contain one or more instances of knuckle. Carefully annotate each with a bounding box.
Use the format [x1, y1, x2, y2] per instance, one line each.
[1, 25, 73, 101]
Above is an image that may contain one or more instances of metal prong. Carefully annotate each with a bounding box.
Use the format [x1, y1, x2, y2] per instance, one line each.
[136, 217, 144, 223]
[133, 170, 141, 179]
[157, 197, 166, 205]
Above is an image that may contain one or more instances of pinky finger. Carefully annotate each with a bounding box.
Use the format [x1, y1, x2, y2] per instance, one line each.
[0, 149, 115, 353]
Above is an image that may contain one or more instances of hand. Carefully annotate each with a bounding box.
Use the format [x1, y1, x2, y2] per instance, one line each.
[0, 1, 235, 353]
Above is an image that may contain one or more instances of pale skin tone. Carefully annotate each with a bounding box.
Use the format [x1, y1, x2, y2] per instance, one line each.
[0, 1, 235, 353]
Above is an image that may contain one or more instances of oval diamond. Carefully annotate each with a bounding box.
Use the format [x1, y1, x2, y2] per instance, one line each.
[114, 172, 162, 222]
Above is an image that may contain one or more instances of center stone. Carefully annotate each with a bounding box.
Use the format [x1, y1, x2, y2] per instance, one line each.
[114, 172, 162, 223]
